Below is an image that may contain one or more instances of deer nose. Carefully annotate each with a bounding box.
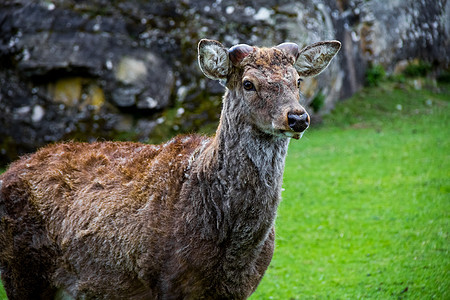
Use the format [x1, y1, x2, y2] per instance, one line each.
[287, 111, 310, 132]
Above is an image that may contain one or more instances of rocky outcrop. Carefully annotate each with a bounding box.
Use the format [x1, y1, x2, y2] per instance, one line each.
[0, 0, 448, 166]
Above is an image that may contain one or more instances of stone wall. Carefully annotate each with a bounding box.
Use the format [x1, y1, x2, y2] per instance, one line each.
[0, 0, 448, 166]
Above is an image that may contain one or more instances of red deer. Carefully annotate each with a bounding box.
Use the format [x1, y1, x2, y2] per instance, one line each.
[0, 38, 340, 299]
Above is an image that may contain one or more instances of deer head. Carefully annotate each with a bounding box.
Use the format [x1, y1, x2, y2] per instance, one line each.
[198, 39, 341, 139]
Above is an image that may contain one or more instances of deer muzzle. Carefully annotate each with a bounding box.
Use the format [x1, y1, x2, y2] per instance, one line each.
[287, 111, 310, 133]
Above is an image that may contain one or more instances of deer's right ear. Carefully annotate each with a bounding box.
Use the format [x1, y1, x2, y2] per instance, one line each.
[198, 39, 230, 80]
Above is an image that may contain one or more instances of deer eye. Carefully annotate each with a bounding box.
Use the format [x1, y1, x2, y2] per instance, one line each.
[243, 80, 255, 91]
[297, 78, 303, 88]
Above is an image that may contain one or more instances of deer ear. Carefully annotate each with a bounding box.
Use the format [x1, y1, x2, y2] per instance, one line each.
[198, 39, 230, 80]
[295, 40, 341, 77]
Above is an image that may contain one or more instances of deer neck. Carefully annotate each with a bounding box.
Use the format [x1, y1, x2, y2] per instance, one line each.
[214, 93, 289, 196]
[193, 90, 290, 245]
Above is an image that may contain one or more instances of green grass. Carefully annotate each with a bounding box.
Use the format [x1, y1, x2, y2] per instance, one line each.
[250, 80, 449, 299]
[0, 80, 448, 299]
[0, 280, 5, 300]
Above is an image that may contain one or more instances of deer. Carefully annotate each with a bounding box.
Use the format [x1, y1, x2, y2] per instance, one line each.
[0, 38, 340, 299]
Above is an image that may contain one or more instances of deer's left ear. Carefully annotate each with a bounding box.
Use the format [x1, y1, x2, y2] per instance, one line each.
[198, 39, 230, 80]
[295, 40, 341, 77]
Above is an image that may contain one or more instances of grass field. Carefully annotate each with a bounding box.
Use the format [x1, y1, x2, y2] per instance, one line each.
[0, 79, 448, 299]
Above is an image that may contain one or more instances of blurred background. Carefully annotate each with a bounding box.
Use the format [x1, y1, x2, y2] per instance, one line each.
[0, 0, 448, 167]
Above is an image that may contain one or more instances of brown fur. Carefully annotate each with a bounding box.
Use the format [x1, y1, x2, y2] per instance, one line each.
[0, 39, 339, 299]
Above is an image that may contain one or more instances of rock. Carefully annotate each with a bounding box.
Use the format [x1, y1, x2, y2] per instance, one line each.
[0, 0, 448, 166]
[31, 105, 45, 123]
[116, 57, 149, 85]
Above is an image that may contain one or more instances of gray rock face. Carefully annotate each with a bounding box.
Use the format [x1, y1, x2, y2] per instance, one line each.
[0, 0, 448, 166]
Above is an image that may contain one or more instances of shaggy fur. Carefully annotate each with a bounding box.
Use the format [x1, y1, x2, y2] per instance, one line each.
[0, 39, 339, 299]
